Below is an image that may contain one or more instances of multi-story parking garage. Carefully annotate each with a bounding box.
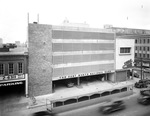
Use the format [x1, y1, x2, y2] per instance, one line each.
[28, 23, 135, 98]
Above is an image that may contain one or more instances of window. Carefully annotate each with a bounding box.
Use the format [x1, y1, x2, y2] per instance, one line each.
[148, 39, 149, 43]
[147, 54, 149, 58]
[143, 39, 145, 43]
[18, 62, 23, 74]
[120, 47, 131, 54]
[9, 63, 14, 74]
[0, 63, 4, 75]
[148, 47, 150, 51]
[140, 39, 142, 43]
[143, 47, 145, 51]
[135, 47, 137, 50]
[135, 39, 137, 43]
[143, 54, 145, 58]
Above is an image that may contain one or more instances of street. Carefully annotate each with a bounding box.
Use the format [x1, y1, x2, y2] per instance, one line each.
[58, 95, 150, 116]
[3, 91, 150, 116]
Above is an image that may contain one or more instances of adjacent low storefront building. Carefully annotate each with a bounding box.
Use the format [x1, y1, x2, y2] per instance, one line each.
[0, 47, 28, 97]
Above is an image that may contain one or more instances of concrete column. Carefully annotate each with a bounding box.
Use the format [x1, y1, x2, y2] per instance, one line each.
[77, 77, 80, 86]
[25, 74, 28, 97]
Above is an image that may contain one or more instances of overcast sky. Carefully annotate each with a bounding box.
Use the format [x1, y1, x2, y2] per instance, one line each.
[0, 0, 150, 43]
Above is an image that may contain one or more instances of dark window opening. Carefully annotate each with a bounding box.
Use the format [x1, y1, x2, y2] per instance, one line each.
[111, 89, 120, 94]
[101, 91, 110, 96]
[120, 47, 131, 54]
[121, 87, 127, 92]
[0, 63, 4, 75]
[78, 96, 89, 102]
[64, 99, 77, 105]
[54, 101, 63, 107]
[18, 62, 23, 74]
[90, 93, 100, 99]
[9, 63, 14, 74]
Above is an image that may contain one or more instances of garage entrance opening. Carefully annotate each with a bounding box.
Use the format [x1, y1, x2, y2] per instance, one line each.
[0, 81, 25, 100]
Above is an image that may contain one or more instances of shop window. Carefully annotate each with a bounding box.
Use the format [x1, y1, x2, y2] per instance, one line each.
[120, 47, 131, 54]
[8, 63, 14, 75]
[18, 62, 23, 74]
[0, 63, 4, 75]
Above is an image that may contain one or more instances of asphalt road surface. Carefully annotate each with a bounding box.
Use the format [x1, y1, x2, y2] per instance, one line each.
[58, 95, 150, 116]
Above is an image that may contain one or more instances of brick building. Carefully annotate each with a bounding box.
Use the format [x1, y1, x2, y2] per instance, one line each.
[0, 47, 28, 97]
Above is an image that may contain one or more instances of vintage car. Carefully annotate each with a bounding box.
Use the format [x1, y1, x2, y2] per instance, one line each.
[137, 96, 150, 105]
[32, 111, 56, 116]
[64, 80, 74, 88]
[100, 100, 125, 114]
[140, 88, 150, 96]
[134, 79, 150, 88]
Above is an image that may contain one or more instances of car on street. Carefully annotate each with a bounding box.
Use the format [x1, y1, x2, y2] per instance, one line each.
[137, 96, 150, 105]
[32, 111, 57, 116]
[140, 88, 150, 96]
[134, 79, 150, 88]
[100, 100, 125, 114]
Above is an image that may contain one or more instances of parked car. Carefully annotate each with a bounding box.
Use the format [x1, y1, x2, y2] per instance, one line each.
[140, 88, 150, 96]
[64, 80, 74, 88]
[134, 79, 150, 88]
[137, 96, 150, 105]
[130, 72, 139, 78]
[100, 100, 125, 114]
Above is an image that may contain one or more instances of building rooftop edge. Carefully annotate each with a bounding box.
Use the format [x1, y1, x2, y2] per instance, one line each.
[29, 23, 114, 33]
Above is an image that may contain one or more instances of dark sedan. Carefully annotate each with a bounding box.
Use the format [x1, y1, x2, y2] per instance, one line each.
[137, 96, 150, 105]
[140, 88, 150, 96]
[135, 79, 150, 88]
[100, 100, 125, 114]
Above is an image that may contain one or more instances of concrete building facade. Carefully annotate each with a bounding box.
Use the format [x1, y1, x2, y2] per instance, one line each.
[28, 23, 135, 98]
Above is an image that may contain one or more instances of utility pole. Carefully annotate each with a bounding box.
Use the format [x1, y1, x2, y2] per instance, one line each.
[141, 58, 143, 80]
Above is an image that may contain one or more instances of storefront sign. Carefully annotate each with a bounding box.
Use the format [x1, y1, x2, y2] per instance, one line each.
[0, 81, 23, 87]
[58, 70, 114, 79]
[142, 62, 150, 68]
[122, 59, 134, 69]
[0, 74, 25, 81]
